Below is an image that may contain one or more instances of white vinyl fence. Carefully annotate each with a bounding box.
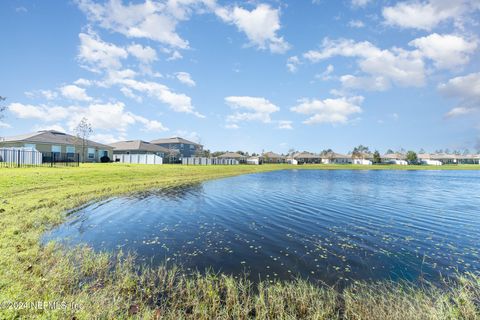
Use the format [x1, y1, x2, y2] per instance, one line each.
[182, 157, 239, 165]
[0, 147, 43, 166]
[113, 153, 163, 165]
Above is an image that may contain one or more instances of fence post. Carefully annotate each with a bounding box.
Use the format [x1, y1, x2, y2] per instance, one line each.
[17, 150, 20, 168]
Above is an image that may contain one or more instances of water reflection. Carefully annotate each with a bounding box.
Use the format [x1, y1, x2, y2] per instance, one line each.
[44, 170, 480, 285]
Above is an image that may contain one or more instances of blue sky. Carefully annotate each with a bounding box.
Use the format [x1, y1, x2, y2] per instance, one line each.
[1, 0, 479, 154]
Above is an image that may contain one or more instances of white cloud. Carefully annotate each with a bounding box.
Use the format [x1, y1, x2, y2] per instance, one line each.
[351, 0, 371, 7]
[90, 133, 126, 144]
[348, 20, 365, 28]
[278, 120, 293, 130]
[382, 0, 479, 31]
[286, 56, 300, 73]
[127, 43, 158, 64]
[76, 0, 201, 49]
[0, 121, 11, 128]
[291, 96, 363, 124]
[340, 75, 390, 91]
[409, 33, 477, 70]
[315, 64, 335, 81]
[216, 4, 290, 53]
[439, 72, 480, 117]
[225, 123, 240, 129]
[166, 50, 183, 61]
[116, 78, 204, 117]
[74, 78, 94, 87]
[8, 101, 168, 134]
[175, 72, 196, 86]
[25, 90, 58, 100]
[78, 31, 128, 72]
[60, 85, 93, 101]
[304, 38, 426, 89]
[174, 130, 201, 143]
[8, 103, 70, 122]
[225, 96, 279, 126]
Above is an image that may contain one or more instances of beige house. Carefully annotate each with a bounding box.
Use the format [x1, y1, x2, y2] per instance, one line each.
[381, 153, 408, 165]
[293, 151, 321, 164]
[320, 152, 352, 164]
[218, 152, 247, 163]
[0, 130, 113, 162]
[262, 151, 285, 163]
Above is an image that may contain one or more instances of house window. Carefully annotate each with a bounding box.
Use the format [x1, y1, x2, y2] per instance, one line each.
[100, 150, 108, 157]
[66, 146, 75, 154]
[88, 148, 95, 159]
[24, 143, 36, 149]
[52, 145, 62, 153]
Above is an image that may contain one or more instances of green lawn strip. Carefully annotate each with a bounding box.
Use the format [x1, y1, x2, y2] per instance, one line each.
[0, 163, 479, 319]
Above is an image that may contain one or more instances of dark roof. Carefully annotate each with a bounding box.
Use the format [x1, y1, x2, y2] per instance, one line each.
[381, 153, 406, 160]
[109, 140, 172, 153]
[0, 130, 112, 149]
[150, 136, 202, 146]
[294, 151, 320, 159]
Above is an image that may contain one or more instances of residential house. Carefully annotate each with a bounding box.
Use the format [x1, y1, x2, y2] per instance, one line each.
[247, 156, 260, 165]
[320, 152, 352, 164]
[352, 152, 373, 165]
[418, 153, 442, 166]
[0, 130, 113, 162]
[150, 137, 203, 158]
[293, 151, 321, 164]
[109, 140, 175, 157]
[262, 151, 285, 163]
[381, 153, 408, 165]
[218, 152, 247, 163]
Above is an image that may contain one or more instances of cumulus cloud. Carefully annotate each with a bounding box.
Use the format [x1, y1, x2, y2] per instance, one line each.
[225, 96, 280, 126]
[8, 101, 168, 134]
[127, 43, 158, 64]
[382, 0, 479, 31]
[76, 0, 206, 49]
[175, 72, 196, 86]
[291, 96, 363, 124]
[348, 20, 365, 28]
[60, 85, 93, 101]
[409, 33, 477, 70]
[286, 56, 300, 73]
[216, 4, 290, 53]
[304, 38, 426, 89]
[78, 31, 128, 72]
[439, 72, 480, 117]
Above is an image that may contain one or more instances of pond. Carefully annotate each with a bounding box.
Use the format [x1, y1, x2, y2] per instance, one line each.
[44, 170, 480, 285]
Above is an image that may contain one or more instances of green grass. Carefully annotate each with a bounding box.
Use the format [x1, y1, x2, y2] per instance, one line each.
[0, 163, 479, 319]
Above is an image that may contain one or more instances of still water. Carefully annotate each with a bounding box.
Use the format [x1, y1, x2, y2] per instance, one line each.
[44, 170, 480, 285]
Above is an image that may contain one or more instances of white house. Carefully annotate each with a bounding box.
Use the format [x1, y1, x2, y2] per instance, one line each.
[418, 154, 442, 166]
[321, 152, 352, 164]
[381, 153, 408, 165]
[246, 156, 260, 165]
[352, 152, 373, 165]
[286, 158, 298, 165]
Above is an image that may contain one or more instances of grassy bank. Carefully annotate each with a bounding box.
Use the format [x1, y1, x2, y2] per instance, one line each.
[1, 163, 479, 319]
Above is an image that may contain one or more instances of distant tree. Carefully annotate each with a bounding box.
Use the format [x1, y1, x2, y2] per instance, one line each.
[397, 147, 406, 154]
[320, 148, 333, 155]
[419, 148, 426, 154]
[352, 145, 370, 158]
[74, 117, 93, 163]
[406, 151, 418, 164]
[287, 148, 296, 157]
[386, 149, 395, 154]
[251, 152, 258, 156]
[211, 151, 224, 157]
[463, 149, 470, 155]
[444, 148, 451, 154]
[435, 149, 444, 154]
[236, 150, 246, 156]
[373, 150, 381, 164]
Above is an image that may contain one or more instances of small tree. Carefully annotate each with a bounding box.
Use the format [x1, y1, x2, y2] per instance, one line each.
[352, 145, 370, 158]
[373, 150, 381, 164]
[386, 149, 395, 154]
[74, 117, 93, 163]
[406, 151, 418, 164]
[0, 96, 6, 139]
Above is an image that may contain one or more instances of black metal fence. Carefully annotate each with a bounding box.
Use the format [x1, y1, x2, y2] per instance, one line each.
[0, 149, 80, 168]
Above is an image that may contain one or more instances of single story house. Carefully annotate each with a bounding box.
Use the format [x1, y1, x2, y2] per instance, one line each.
[352, 152, 373, 165]
[293, 151, 321, 164]
[320, 152, 352, 164]
[381, 153, 408, 165]
[428, 153, 480, 165]
[417, 153, 442, 166]
[0, 130, 113, 162]
[262, 151, 285, 163]
[247, 156, 260, 165]
[218, 152, 247, 163]
[109, 140, 175, 157]
[285, 157, 298, 165]
[150, 137, 203, 158]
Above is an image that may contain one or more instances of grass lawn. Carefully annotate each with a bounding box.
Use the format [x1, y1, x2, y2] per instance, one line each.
[0, 163, 479, 319]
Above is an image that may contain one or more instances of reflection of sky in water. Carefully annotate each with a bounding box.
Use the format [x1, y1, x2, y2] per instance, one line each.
[44, 170, 480, 285]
